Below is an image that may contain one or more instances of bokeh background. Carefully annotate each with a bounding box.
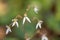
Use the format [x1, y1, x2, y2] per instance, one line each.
[0, 0, 60, 40]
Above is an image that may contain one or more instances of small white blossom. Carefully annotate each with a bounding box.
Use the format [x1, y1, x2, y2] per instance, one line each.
[34, 7, 38, 14]
[23, 14, 31, 25]
[26, 38, 30, 40]
[6, 25, 12, 35]
[36, 20, 43, 29]
[12, 19, 19, 27]
[41, 34, 48, 40]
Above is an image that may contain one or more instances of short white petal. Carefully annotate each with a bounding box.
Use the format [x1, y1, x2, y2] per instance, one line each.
[12, 19, 14, 21]
[42, 37, 48, 40]
[34, 7, 38, 13]
[6, 25, 10, 28]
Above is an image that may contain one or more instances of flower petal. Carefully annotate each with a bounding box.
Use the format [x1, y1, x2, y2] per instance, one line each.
[12, 22, 16, 27]
[26, 17, 31, 23]
[16, 22, 19, 27]
[23, 17, 26, 25]
[26, 38, 30, 40]
[6, 25, 12, 34]
[34, 7, 38, 13]
[38, 23, 41, 29]
[36, 23, 39, 29]
[42, 35, 48, 40]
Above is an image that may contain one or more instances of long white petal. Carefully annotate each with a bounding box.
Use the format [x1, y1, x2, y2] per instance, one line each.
[16, 22, 19, 27]
[9, 28, 12, 32]
[6, 28, 12, 34]
[38, 23, 41, 29]
[6, 29, 9, 34]
[36, 23, 39, 29]
[12, 22, 16, 27]
[26, 17, 31, 23]
[23, 17, 26, 25]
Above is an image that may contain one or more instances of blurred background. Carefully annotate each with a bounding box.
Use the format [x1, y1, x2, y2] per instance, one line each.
[0, 0, 60, 40]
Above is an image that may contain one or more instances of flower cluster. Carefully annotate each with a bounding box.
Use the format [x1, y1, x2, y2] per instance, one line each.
[5, 5, 48, 40]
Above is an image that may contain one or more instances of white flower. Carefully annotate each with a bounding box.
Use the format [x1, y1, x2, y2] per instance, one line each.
[6, 25, 12, 35]
[36, 20, 43, 29]
[12, 19, 19, 27]
[23, 14, 31, 25]
[41, 34, 48, 40]
[34, 7, 38, 14]
[26, 38, 30, 40]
